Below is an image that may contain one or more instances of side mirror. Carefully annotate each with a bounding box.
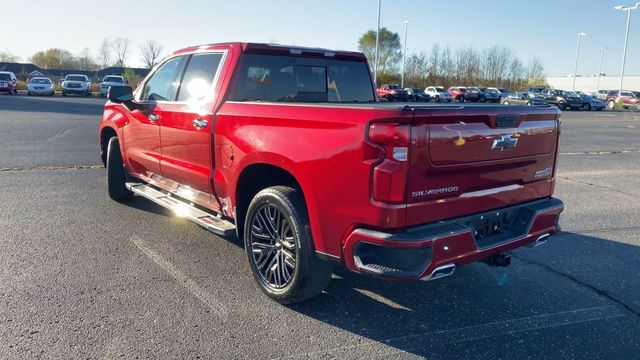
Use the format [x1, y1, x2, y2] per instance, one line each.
[108, 85, 133, 103]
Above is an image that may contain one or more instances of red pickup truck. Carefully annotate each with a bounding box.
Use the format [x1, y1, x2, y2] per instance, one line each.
[99, 42, 563, 304]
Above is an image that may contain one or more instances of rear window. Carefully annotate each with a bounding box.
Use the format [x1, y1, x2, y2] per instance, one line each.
[0, 74, 11, 81]
[30, 78, 51, 84]
[66, 75, 86, 81]
[103, 76, 124, 83]
[233, 54, 374, 103]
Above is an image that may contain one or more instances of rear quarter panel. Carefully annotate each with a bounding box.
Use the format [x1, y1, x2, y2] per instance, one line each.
[214, 102, 407, 257]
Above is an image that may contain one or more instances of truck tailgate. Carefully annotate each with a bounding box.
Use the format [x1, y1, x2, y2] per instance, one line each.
[405, 105, 560, 226]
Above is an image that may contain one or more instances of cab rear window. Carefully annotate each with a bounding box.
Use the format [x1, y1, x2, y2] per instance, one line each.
[233, 54, 374, 103]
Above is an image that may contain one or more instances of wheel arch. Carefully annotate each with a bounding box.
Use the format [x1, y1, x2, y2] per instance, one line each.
[99, 126, 118, 166]
[234, 163, 307, 242]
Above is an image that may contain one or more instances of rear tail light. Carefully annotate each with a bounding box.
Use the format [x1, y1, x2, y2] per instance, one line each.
[367, 122, 410, 203]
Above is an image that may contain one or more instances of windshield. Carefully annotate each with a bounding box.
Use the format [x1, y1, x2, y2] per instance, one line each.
[435, 87, 446, 92]
[564, 91, 578, 97]
[103, 77, 124, 83]
[633, 91, 640, 98]
[233, 54, 375, 103]
[485, 89, 499, 94]
[66, 75, 87, 82]
[497, 88, 509, 94]
[412, 88, 423, 93]
[30, 78, 52, 84]
[0, 74, 11, 81]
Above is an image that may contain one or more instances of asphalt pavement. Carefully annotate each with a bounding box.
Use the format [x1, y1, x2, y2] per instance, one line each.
[1, 94, 639, 359]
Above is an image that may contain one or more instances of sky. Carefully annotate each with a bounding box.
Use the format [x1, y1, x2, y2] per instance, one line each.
[1, 0, 638, 76]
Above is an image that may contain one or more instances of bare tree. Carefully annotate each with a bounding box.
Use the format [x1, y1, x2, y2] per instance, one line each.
[98, 38, 112, 68]
[0, 49, 21, 62]
[111, 37, 131, 67]
[139, 40, 163, 69]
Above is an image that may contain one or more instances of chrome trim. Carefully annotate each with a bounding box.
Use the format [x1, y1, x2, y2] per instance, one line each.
[421, 263, 456, 281]
[527, 233, 551, 248]
[460, 184, 522, 198]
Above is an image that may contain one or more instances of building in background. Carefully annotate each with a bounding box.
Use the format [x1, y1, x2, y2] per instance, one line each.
[546, 75, 640, 93]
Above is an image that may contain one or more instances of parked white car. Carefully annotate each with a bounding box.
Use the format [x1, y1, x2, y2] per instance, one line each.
[99, 75, 126, 97]
[424, 86, 452, 102]
[27, 77, 55, 96]
[62, 74, 91, 96]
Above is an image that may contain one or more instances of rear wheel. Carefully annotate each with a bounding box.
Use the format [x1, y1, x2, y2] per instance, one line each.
[435, 95, 440, 102]
[526, 102, 532, 106]
[106, 137, 133, 202]
[244, 186, 333, 304]
[458, 96, 465, 103]
[502, 101, 510, 105]
[582, 103, 591, 111]
[557, 102, 567, 110]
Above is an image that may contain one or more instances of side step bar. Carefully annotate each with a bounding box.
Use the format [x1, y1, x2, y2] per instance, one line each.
[126, 183, 236, 237]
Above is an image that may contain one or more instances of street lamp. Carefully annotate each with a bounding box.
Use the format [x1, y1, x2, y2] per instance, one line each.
[400, 20, 413, 89]
[374, 0, 381, 86]
[572, 32, 586, 91]
[596, 46, 609, 92]
[614, 3, 640, 94]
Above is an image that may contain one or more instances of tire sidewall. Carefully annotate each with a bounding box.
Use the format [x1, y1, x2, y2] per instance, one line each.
[244, 189, 308, 300]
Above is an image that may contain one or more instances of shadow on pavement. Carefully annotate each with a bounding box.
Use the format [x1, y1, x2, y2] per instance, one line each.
[288, 231, 640, 358]
[0, 95, 104, 116]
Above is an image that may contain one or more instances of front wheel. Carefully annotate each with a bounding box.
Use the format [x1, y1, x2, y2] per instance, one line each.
[502, 101, 510, 105]
[583, 103, 591, 111]
[557, 102, 567, 110]
[458, 96, 465, 103]
[244, 186, 333, 304]
[526, 102, 532, 106]
[106, 137, 133, 201]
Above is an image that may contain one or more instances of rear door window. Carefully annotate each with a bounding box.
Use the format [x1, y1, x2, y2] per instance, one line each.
[233, 54, 374, 103]
[176, 53, 224, 102]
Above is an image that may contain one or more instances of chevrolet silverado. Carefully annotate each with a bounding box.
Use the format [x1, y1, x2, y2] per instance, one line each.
[99, 42, 564, 304]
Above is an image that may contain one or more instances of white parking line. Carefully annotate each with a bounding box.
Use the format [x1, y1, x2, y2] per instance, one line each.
[130, 235, 228, 322]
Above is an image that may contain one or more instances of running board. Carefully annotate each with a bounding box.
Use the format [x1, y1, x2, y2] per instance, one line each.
[126, 183, 235, 237]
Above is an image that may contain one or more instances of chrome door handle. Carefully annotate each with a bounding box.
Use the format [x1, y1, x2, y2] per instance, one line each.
[192, 119, 208, 128]
[148, 113, 160, 122]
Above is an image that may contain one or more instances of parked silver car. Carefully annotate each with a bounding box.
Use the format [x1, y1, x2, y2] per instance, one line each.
[27, 77, 55, 96]
[424, 86, 452, 102]
[62, 74, 91, 96]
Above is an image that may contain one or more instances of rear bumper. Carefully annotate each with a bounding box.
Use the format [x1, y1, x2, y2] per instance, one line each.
[343, 197, 564, 280]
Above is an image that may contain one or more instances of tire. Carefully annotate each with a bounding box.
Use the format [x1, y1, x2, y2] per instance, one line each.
[13, 89, 18, 94]
[582, 103, 591, 111]
[479, 96, 485, 103]
[635, 103, 640, 111]
[557, 102, 567, 110]
[458, 96, 465, 103]
[106, 137, 133, 202]
[28, 92, 32, 96]
[607, 100, 615, 110]
[244, 186, 333, 304]
[502, 101, 509, 105]
[62, 91, 67, 97]
[526, 102, 532, 106]
[435, 95, 440, 103]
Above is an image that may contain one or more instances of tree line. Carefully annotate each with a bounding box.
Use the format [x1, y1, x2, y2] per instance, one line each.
[358, 28, 547, 90]
[0, 39, 164, 70]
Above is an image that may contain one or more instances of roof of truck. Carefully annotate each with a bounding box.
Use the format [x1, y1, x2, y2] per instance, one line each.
[172, 42, 367, 60]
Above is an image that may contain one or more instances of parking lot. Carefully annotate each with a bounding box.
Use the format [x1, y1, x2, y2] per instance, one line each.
[0, 95, 639, 359]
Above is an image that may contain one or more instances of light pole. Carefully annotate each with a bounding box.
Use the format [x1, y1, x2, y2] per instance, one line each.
[400, 20, 413, 88]
[572, 32, 586, 91]
[614, 3, 640, 94]
[596, 46, 609, 92]
[374, 0, 381, 86]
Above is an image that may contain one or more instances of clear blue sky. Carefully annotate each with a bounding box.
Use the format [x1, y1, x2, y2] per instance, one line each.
[2, 0, 638, 76]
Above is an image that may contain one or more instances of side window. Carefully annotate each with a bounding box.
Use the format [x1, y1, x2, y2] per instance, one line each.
[176, 53, 224, 102]
[140, 56, 183, 101]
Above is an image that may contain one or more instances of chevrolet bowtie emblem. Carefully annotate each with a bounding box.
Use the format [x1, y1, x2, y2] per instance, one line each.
[492, 135, 518, 152]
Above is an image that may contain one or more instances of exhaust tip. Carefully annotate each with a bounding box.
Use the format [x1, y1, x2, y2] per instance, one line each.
[421, 263, 456, 281]
[528, 233, 551, 248]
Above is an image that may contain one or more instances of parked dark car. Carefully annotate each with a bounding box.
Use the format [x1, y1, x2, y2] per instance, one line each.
[501, 92, 548, 106]
[404, 88, 431, 102]
[477, 87, 500, 103]
[377, 84, 409, 101]
[487, 87, 511, 101]
[541, 89, 582, 110]
[575, 91, 605, 111]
